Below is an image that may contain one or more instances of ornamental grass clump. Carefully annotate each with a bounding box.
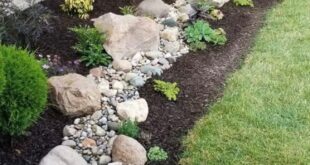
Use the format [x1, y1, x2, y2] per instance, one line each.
[0, 45, 48, 136]
[154, 80, 180, 101]
[118, 120, 139, 138]
[148, 146, 168, 161]
[61, 0, 94, 19]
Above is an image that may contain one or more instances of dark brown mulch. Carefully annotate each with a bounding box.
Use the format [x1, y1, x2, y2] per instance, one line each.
[0, 0, 277, 165]
[138, 0, 278, 164]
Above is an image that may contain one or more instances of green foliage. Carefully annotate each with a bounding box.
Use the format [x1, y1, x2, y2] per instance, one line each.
[0, 45, 48, 136]
[0, 55, 5, 94]
[148, 146, 168, 161]
[118, 120, 139, 138]
[189, 41, 207, 52]
[119, 5, 136, 15]
[61, 0, 94, 19]
[154, 80, 180, 101]
[185, 20, 227, 49]
[233, 0, 254, 7]
[194, 0, 215, 13]
[70, 26, 112, 67]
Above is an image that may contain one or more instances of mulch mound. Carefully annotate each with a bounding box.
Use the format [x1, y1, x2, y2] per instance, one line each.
[0, 0, 277, 164]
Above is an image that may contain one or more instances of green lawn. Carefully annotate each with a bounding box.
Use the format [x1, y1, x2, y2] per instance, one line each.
[180, 0, 310, 164]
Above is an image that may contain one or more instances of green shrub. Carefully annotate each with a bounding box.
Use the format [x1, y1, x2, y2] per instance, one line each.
[118, 120, 139, 138]
[119, 5, 136, 15]
[70, 26, 112, 67]
[185, 20, 227, 50]
[0, 55, 5, 94]
[154, 80, 180, 101]
[233, 0, 254, 7]
[0, 45, 48, 136]
[148, 146, 168, 161]
[61, 0, 94, 19]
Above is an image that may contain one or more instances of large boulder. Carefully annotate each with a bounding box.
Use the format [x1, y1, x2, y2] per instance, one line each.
[116, 99, 149, 122]
[136, 0, 171, 18]
[112, 135, 147, 165]
[48, 73, 101, 117]
[92, 13, 160, 60]
[39, 145, 87, 165]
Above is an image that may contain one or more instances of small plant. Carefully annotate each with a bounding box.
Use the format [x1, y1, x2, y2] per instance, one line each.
[194, 0, 215, 13]
[118, 120, 139, 138]
[0, 45, 48, 136]
[148, 146, 168, 161]
[189, 41, 207, 52]
[185, 20, 227, 50]
[70, 26, 112, 67]
[154, 80, 180, 101]
[233, 0, 254, 7]
[119, 5, 136, 15]
[61, 0, 95, 19]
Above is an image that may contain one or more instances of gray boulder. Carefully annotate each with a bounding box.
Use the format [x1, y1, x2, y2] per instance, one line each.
[136, 0, 171, 18]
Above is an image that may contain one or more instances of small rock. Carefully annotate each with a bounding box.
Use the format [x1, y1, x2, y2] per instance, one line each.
[125, 73, 138, 81]
[145, 51, 163, 59]
[102, 89, 118, 97]
[158, 58, 169, 65]
[178, 12, 189, 22]
[112, 60, 132, 73]
[116, 99, 149, 122]
[63, 126, 77, 137]
[39, 146, 87, 165]
[95, 125, 106, 136]
[82, 138, 97, 148]
[108, 122, 121, 131]
[112, 81, 124, 90]
[62, 140, 76, 147]
[74, 118, 81, 125]
[99, 155, 112, 165]
[163, 40, 180, 53]
[136, 0, 171, 18]
[160, 27, 179, 42]
[179, 4, 197, 17]
[131, 52, 143, 66]
[112, 135, 147, 165]
[167, 57, 177, 63]
[89, 67, 104, 78]
[161, 18, 178, 27]
[108, 162, 122, 165]
[91, 111, 103, 121]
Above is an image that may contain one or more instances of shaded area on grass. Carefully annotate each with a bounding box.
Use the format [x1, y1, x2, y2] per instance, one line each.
[181, 0, 310, 164]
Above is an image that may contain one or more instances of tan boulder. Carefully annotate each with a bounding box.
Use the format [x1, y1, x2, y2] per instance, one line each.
[92, 13, 160, 60]
[136, 0, 171, 18]
[112, 135, 147, 165]
[48, 73, 101, 117]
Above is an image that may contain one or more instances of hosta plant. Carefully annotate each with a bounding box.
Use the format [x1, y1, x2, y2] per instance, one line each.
[61, 0, 94, 19]
[185, 20, 227, 50]
[148, 146, 168, 161]
[154, 80, 180, 101]
[70, 26, 112, 67]
[233, 0, 254, 7]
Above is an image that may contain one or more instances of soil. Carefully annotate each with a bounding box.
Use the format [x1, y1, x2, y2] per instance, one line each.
[0, 0, 277, 164]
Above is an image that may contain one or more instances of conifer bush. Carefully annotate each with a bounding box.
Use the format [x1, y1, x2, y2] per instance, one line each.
[0, 45, 48, 136]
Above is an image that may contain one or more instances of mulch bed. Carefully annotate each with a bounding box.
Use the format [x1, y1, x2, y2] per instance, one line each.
[0, 0, 277, 164]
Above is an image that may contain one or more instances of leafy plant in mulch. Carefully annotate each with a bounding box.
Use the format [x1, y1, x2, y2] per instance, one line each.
[233, 0, 254, 7]
[154, 80, 180, 101]
[117, 120, 140, 138]
[148, 146, 168, 161]
[185, 20, 227, 51]
[119, 5, 136, 15]
[0, 3, 54, 47]
[60, 0, 94, 19]
[0, 45, 48, 136]
[70, 26, 112, 67]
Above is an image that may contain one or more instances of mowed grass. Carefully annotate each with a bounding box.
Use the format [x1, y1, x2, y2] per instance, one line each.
[180, 0, 310, 164]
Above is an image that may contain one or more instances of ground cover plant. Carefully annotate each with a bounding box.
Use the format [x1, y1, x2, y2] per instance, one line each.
[0, 45, 48, 136]
[148, 146, 168, 162]
[154, 80, 180, 101]
[70, 26, 112, 67]
[119, 5, 136, 15]
[118, 120, 139, 138]
[61, 0, 94, 19]
[233, 0, 254, 7]
[181, 0, 310, 164]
